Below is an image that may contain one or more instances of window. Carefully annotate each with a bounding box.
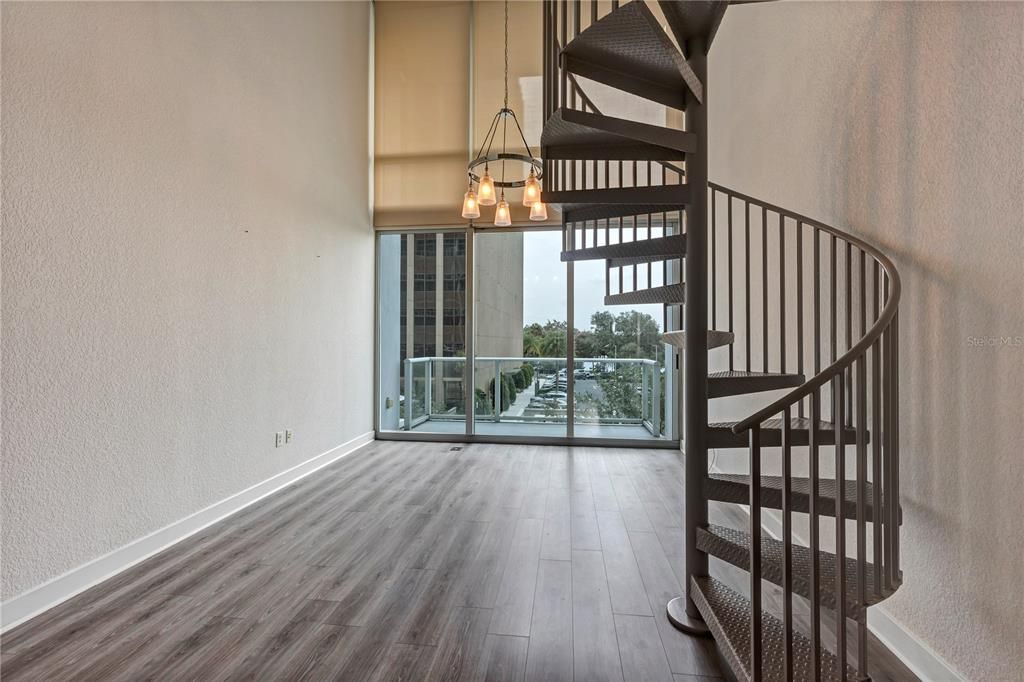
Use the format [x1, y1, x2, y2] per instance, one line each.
[443, 308, 465, 326]
[414, 273, 435, 291]
[414, 308, 436, 327]
[443, 235, 466, 257]
[443, 272, 466, 291]
[414, 235, 436, 257]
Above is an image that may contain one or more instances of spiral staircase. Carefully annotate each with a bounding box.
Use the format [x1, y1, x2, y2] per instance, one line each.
[540, 1, 904, 680]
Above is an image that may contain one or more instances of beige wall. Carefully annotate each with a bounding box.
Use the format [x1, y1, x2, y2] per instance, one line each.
[710, 2, 1023, 679]
[1, 2, 374, 603]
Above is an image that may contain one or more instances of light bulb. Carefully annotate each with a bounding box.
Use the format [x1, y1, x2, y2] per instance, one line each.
[478, 169, 496, 206]
[522, 169, 540, 206]
[461, 188, 480, 219]
[529, 200, 548, 221]
[494, 196, 512, 227]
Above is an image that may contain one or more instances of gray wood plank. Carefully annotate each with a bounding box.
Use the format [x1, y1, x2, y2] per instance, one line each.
[571, 550, 624, 682]
[489, 517, 544, 636]
[628, 531, 721, 677]
[615, 614, 675, 682]
[425, 606, 493, 682]
[597, 510, 653, 617]
[482, 634, 529, 682]
[525, 560, 573, 682]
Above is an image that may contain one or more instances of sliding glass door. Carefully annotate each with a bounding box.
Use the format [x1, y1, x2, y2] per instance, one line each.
[473, 229, 567, 437]
[377, 231, 467, 434]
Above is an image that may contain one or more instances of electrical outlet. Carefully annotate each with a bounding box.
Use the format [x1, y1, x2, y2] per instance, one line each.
[275, 431, 284, 448]
[285, 429, 293, 444]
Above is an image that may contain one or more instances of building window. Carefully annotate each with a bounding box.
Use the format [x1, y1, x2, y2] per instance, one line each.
[443, 308, 465, 326]
[414, 273, 435, 291]
[414, 235, 436, 257]
[443, 273, 466, 291]
[443, 235, 466, 257]
[414, 308, 436, 326]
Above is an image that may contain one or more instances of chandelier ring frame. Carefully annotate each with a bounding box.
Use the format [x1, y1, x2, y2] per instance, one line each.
[468, 153, 543, 189]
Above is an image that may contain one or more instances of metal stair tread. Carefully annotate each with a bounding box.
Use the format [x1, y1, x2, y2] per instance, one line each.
[690, 576, 856, 682]
[605, 283, 685, 306]
[707, 370, 805, 398]
[657, 0, 729, 55]
[697, 524, 893, 618]
[704, 473, 898, 523]
[560, 1, 702, 110]
[661, 329, 735, 350]
[560, 233, 686, 263]
[542, 108, 696, 160]
[707, 417, 865, 448]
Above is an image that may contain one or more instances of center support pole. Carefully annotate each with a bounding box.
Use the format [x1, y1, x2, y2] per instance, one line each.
[667, 36, 711, 637]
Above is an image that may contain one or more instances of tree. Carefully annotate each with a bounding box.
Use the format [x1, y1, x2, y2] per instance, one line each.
[613, 311, 661, 360]
[595, 365, 643, 419]
[523, 320, 569, 358]
[590, 311, 617, 356]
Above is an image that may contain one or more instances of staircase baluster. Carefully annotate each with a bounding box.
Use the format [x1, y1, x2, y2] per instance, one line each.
[711, 189, 717, 330]
[727, 196, 734, 370]
[782, 407, 794, 680]
[762, 206, 769, 373]
[749, 424, 763, 680]
[831, 234, 838, 376]
[797, 221, 805, 418]
[780, 213, 787, 374]
[856, 354, 869, 679]
[744, 203, 752, 371]
[559, 1, 567, 109]
[834, 372, 847, 673]
[813, 228, 821, 378]
[882, 276, 893, 591]
[846, 242, 854, 424]
[892, 312, 901, 583]
[810, 389, 822, 680]
[871, 260, 883, 598]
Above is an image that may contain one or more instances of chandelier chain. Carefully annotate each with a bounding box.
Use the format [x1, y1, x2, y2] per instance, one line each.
[503, 0, 509, 109]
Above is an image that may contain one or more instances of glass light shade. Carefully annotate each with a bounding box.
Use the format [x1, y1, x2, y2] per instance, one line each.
[522, 171, 540, 206]
[494, 198, 512, 227]
[529, 200, 548, 221]
[461, 190, 480, 219]
[478, 170, 496, 206]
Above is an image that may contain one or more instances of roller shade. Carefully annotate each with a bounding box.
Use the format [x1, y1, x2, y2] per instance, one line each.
[374, 1, 471, 228]
[374, 0, 557, 228]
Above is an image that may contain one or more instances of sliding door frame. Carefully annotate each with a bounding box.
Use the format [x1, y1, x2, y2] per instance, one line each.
[373, 224, 680, 449]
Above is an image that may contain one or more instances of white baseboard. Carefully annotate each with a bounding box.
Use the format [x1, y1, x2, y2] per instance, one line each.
[0, 431, 375, 632]
[710, 464, 966, 681]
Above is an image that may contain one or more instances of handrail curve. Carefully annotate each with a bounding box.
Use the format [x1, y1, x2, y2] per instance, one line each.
[709, 183, 903, 434]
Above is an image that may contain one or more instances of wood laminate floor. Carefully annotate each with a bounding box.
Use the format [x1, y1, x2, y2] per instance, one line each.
[0, 441, 916, 681]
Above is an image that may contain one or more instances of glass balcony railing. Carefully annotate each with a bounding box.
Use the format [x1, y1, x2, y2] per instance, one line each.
[400, 356, 666, 438]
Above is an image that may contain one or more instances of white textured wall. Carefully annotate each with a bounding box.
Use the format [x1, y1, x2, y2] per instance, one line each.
[1, 1, 373, 601]
[710, 2, 1023, 679]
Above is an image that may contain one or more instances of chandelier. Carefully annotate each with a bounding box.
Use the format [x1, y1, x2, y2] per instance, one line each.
[461, 0, 547, 225]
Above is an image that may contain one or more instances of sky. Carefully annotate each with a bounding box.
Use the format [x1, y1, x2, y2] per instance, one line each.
[520, 230, 663, 331]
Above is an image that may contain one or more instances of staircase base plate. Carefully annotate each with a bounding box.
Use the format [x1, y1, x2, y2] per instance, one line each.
[666, 597, 712, 637]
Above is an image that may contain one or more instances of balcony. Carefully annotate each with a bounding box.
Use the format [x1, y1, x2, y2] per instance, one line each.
[399, 356, 669, 440]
